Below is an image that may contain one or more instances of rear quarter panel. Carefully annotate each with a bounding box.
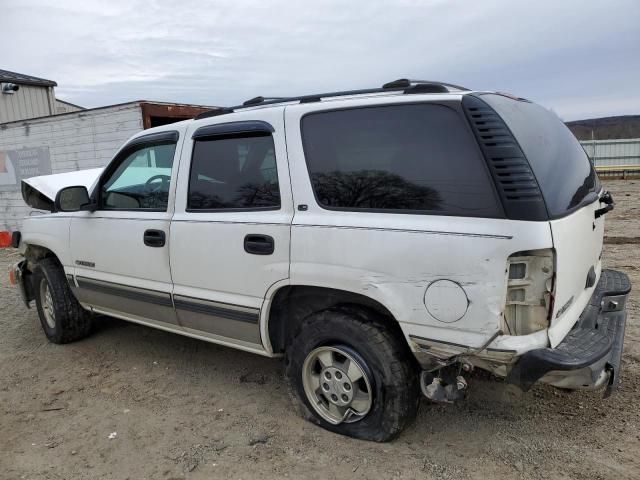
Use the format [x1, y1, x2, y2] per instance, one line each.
[284, 96, 554, 350]
[288, 211, 552, 349]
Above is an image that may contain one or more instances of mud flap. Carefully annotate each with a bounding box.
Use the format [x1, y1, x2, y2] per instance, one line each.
[12, 260, 34, 308]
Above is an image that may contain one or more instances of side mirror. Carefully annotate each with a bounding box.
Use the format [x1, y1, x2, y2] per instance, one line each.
[55, 186, 92, 212]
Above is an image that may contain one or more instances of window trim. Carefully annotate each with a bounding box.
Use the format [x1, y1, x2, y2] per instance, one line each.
[185, 129, 282, 213]
[299, 101, 505, 219]
[96, 130, 179, 212]
[192, 120, 274, 140]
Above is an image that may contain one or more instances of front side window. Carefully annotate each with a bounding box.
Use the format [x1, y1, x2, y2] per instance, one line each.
[188, 134, 280, 210]
[101, 142, 176, 210]
[301, 104, 501, 217]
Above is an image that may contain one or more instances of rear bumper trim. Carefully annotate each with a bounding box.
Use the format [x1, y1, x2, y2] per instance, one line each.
[603, 309, 626, 397]
[506, 269, 631, 394]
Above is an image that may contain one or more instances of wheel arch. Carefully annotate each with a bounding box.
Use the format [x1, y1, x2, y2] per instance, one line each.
[265, 284, 411, 356]
[23, 243, 63, 268]
[19, 244, 65, 307]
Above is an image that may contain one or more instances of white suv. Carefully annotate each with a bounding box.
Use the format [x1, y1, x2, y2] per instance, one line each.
[10, 79, 631, 441]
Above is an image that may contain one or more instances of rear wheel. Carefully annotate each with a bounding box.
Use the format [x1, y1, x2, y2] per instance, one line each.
[32, 258, 92, 344]
[286, 307, 419, 442]
[302, 345, 374, 425]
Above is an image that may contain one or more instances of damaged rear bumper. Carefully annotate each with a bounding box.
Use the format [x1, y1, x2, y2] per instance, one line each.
[506, 269, 631, 396]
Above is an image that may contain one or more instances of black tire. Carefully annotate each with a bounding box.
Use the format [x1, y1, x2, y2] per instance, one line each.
[285, 307, 419, 442]
[32, 257, 92, 344]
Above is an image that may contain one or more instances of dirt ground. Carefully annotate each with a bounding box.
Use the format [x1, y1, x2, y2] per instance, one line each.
[1, 180, 639, 480]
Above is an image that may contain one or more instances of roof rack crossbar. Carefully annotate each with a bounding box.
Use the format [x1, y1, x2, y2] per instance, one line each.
[194, 78, 470, 120]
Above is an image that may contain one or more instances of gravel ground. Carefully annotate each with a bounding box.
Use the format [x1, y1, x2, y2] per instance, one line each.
[1, 180, 639, 480]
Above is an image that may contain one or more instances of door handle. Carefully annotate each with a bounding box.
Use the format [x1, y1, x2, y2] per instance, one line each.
[244, 234, 274, 255]
[144, 229, 166, 247]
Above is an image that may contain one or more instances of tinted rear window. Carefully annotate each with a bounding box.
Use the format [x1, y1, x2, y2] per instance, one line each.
[188, 134, 280, 210]
[301, 104, 501, 217]
[481, 94, 599, 217]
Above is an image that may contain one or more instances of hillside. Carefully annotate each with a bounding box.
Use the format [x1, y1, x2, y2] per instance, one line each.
[566, 115, 640, 140]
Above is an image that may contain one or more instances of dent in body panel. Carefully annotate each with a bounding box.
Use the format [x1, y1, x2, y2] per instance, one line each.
[290, 219, 553, 350]
[291, 229, 506, 334]
[20, 215, 73, 266]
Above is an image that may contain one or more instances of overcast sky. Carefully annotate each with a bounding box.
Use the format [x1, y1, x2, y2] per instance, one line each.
[2, 0, 639, 120]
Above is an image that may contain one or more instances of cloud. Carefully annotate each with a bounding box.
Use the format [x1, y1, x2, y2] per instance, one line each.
[1, 0, 639, 120]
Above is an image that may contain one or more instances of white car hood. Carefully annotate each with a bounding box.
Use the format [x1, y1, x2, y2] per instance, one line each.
[21, 168, 104, 210]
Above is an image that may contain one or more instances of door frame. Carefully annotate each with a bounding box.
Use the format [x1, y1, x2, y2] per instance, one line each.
[68, 127, 187, 326]
[169, 108, 294, 350]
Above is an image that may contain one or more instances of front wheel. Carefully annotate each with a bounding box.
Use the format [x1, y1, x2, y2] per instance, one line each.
[32, 258, 92, 344]
[286, 308, 419, 442]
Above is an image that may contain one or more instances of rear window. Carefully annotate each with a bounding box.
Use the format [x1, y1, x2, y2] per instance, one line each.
[481, 94, 599, 217]
[187, 134, 280, 210]
[301, 104, 501, 217]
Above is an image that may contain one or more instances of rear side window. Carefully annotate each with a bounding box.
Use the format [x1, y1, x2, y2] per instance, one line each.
[301, 104, 501, 217]
[481, 94, 599, 217]
[188, 134, 280, 210]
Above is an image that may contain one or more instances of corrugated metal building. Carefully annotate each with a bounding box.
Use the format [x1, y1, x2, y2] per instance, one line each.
[580, 138, 640, 170]
[0, 69, 57, 123]
[0, 101, 217, 231]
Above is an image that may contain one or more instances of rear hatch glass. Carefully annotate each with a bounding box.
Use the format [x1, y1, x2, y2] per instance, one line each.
[480, 94, 600, 218]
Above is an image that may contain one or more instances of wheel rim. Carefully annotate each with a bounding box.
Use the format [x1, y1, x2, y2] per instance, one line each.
[302, 345, 373, 425]
[39, 279, 56, 329]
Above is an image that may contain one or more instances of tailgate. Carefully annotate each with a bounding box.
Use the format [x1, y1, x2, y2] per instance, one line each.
[548, 197, 605, 347]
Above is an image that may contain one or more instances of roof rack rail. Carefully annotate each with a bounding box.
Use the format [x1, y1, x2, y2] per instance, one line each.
[382, 78, 470, 91]
[242, 96, 286, 106]
[193, 78, 470, 120]
[194, 107, 233, 120]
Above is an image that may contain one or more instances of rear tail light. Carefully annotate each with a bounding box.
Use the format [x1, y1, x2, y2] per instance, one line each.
[504, 249, 555, 335]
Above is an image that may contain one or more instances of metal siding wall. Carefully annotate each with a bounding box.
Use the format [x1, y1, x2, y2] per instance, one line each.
[0, 104, 143, 231]
[55, 100, 83, 114]
[0, 85, 54, 123]
[580, 138, 640, 168]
